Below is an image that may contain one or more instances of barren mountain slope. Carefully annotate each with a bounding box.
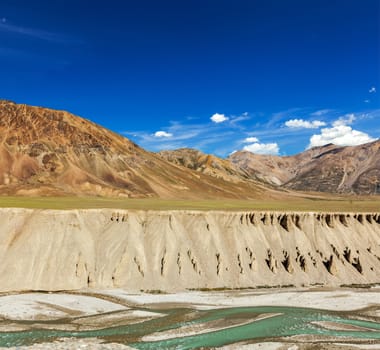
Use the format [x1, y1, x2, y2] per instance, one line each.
[229, 151, 299, 186]
[285, 141, 380, 193]
[0, 100, 280, 199]
[158, 148, 253, 183]
[229, 142, 380, 194]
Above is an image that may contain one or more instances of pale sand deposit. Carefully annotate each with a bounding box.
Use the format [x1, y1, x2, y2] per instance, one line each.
[0, 293, 126, 320]
[312, 321, 378, 332]
[100, 288, 380, 311]
[218, 343, 380, 349]
[4, 338, 136, 349]
[332, 345, 380, 349]
[218, 344, 289, 350]
[142, 313, 281, 341]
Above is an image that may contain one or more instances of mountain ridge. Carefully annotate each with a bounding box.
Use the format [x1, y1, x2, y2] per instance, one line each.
[160, 141, 380, 195]
[1, 100, 378, 197]
[229, 140, 380, 194]
[0, 101, 280, 199]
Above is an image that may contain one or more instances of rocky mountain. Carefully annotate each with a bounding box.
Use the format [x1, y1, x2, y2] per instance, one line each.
[2, 100, 377, 198]
[158, 148, 252, 183]
[0, 100, 280, 199]
[229, 141, 380, 194]
[159, 142, 380, 195]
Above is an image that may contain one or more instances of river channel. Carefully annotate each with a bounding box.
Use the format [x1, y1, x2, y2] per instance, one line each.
[1, 305, 380, 349]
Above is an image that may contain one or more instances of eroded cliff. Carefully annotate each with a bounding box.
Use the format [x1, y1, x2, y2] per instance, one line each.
[0, 209, 379, 292]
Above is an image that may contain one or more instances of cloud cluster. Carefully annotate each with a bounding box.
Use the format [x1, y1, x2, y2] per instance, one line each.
[126, 108, 378, 157]
[243, 137, 259, 143]
[243, 137, 279, 155]
[210, 113, 229, 123]
[332, 114, 355, 126]
[369, 86, 376, 93]
[154, 131, 173, 138]
[243, 142, 279, 155]
[285, 119, 326, 129]
[308, 114, 375, 148]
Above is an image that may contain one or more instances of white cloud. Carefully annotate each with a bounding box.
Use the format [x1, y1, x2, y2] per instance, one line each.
[154, 131, 173, 138]
[332, 113, 355, 127]
[369, 86, 376, 93]
[285, 119, 326, 129]
[243, 136, 259, 143]
[210, 113, 229, 123]
[364, 99, 370, 103]
[308, 125, 375, 149]
[243, 142, 279, 155]
[308, 113, 376, 148]
[311, 109, 331, 116]
[309, 126, 375, 148]
[125, 119, 238, 154]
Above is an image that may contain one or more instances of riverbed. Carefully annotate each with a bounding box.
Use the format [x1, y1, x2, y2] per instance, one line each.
[0, 288, 379, 349]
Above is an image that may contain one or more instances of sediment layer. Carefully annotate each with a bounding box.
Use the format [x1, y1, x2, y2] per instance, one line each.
[0, 209, 379, 292]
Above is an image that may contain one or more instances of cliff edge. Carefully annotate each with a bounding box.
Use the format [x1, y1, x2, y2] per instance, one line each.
[0, 209, 379, 292]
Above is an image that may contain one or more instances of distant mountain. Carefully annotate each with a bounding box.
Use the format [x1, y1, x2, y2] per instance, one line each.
[0, 100, 281, 199]
[158, 148, 252, 183]
[229, 141, 380, 194]
[2, 101, 376, 198]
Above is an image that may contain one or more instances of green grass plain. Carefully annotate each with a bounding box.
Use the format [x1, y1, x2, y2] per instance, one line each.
[0, 196, 379, 212]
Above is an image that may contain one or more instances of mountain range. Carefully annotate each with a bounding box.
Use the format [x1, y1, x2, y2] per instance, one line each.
[159, 141, 380, 195]
[231, 141, 380, 194]
[0, 100, 379, 198]
[0, 100, 274, 199]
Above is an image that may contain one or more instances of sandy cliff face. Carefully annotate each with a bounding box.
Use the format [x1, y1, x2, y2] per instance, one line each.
[0, 209, 379, 292]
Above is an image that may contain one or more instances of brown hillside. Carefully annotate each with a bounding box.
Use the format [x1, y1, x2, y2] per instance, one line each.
[0, 100, 282, 199]
[229, 141, 380, 194]
[158, 148, 252, 183]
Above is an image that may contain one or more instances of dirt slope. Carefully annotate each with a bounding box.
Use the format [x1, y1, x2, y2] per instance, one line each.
[158, 148, 252, 183]
[0, 100, 281, 199]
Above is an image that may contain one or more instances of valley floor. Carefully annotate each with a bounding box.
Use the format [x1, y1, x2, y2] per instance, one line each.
[1, 196, 380, 212]
[0, 288, 379, 349]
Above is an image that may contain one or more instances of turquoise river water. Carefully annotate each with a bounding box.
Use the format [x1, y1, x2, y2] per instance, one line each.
[1, 306, 380, 349]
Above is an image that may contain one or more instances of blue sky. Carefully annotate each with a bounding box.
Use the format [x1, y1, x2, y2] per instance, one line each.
[0, 0, 379, 156]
